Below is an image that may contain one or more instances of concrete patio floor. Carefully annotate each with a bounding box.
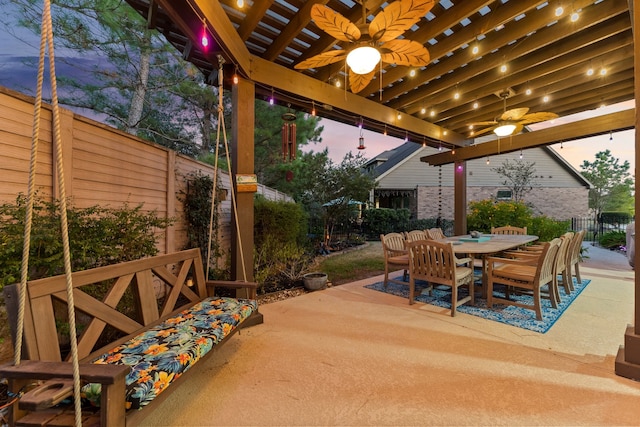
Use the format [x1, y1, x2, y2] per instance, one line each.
[140, 244, 639, 426]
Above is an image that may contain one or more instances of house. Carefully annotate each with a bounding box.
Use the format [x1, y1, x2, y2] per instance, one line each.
[364, 142, 591, 220]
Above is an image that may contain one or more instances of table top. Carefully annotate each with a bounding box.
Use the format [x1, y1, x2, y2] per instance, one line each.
[442, 234, 539, 255]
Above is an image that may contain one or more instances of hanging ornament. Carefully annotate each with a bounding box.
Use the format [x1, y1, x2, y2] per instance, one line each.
[358, 117, 365, 149]
[281, 105, 297, 162]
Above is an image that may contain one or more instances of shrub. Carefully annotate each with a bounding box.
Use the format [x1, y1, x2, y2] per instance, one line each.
[600, 212, 632, 224]
[362, 208, 410, 237]
[180, 171, 226, 279]
[0, 194, 173, 291]
[599, 231, 626, 249]
[467, 200, 532, 233]
[528, 216, 570, 242]
[254, 196, 312, 292]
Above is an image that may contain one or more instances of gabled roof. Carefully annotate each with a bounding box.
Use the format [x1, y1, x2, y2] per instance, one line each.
[365, 142, 424, 178]
[368, 141, 592, 189]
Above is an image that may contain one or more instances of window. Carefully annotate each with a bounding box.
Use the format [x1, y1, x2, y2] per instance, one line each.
[496, 190, 512, 201]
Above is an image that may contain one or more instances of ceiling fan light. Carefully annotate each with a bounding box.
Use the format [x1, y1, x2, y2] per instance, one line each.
[346, 46, 381, 75]
[494, 122, 517, 137]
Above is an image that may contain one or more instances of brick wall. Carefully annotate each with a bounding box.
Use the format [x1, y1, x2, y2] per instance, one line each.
[416, 186, 589, 220]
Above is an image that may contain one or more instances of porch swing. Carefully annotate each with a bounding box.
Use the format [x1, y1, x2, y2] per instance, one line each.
[0, 2, 261, 425]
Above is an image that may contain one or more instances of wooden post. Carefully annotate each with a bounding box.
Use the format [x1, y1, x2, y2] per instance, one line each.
[615, 1, 640, 380]
[231, 76, 255, 287]
[453, 161, 467, 236]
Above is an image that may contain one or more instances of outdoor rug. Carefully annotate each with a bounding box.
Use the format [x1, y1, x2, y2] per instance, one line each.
[364, 275, 591, 333]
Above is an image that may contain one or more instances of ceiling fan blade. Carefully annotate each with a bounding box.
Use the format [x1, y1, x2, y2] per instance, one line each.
[311, 4, 361, 43]
[518, 112, 559, 125]
[500, 107, 529, 121]
[369, 0, 435, 42]
[380, 39, 430, 67]
[471, 126, 497, 137]
[469, 121, 498, 126]
[349, 69, 376, 93]
[294, 50, 347, 70]
[512, 123, 524, 135]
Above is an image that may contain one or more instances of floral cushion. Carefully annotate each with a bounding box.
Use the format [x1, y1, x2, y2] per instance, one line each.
[81, 296, 258, 410]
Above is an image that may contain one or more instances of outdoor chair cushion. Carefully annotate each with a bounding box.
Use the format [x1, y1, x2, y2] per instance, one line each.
[81, 296, 257, 410]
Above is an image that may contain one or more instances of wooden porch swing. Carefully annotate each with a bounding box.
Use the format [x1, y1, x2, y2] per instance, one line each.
[0, 2, 262, 425]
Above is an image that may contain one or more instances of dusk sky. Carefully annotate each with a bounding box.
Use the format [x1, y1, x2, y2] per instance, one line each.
[1, 5, 635, 175]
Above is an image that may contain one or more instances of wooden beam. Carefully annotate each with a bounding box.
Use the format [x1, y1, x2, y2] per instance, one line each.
[237, 0, 274, 41]
[248, 55, 466, 146]
[394, 1, 630, 113]
[421, 109, 635, 166]
[263, 0, 329, 61]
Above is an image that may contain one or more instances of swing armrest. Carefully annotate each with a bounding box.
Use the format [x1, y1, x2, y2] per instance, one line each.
[0, 360, 130, 384]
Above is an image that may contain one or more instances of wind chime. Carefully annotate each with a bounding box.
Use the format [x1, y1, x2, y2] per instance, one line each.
[282, 105, 297, 162]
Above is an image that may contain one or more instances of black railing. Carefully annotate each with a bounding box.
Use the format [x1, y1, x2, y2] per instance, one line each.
[571, 216, 632, 242]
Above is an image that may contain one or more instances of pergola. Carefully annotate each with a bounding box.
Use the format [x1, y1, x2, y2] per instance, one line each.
[122, 0, 640, 380]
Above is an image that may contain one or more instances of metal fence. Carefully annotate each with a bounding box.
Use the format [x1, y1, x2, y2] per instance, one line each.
[571, 216, 632, 242]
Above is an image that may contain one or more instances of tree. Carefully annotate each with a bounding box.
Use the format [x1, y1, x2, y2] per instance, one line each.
[298, 152, 376, 244]
[2, 0, 220, 157]
[491, 158, 538, 202]
[580, 149, 634, 218]
[253, 100, 324, 186]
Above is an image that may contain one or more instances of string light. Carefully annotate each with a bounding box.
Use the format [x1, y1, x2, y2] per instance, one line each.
[383, 124, 387, 136]
[486, 157, 490, 165]
[519, 149, 523, 159]
[311, 101, 316, 116]
[609, 131, 613, 141]
[232, 66, 239, 85]
[404, 131, 409, 142]
[422, 137, 426, 148]
[560, 141, 564, 149]
[200, 22, 209, 50]
[269, 88, 275, 106]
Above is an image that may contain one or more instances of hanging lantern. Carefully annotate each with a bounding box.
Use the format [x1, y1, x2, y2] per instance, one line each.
[281, 108, 297, 162]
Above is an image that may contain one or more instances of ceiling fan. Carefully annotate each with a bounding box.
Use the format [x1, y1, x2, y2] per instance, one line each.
[469, 91, 559, 137]
[294, 0, 434, 93]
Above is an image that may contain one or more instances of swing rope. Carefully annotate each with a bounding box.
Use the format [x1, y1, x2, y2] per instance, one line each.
[206, 57, 248, 282]
[14, 1, 83, 426]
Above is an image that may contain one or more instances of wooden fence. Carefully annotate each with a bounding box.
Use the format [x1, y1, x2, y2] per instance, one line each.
[0, 86, 292, 259]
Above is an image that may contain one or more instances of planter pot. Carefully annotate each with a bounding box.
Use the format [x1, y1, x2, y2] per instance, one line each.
[303, 272, 328, 291]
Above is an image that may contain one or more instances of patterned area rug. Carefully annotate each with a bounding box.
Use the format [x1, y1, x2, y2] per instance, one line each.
[365, 276, 591, 333]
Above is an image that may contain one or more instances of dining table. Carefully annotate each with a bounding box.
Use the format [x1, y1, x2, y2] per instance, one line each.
[440, 234, 539, 298]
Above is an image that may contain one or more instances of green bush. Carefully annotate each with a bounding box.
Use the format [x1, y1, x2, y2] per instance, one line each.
[600, 212, 632, 224]
[362, 208, 410, 237]
[180, 171, 225, 279]
[467, 200, 532, 233]
[528, 216, 570, 242]
[254, 196, 312, 291]
[0, 194, 173, 291]
[599, 231, 626, 249]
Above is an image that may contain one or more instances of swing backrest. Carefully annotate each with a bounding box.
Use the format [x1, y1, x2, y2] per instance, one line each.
[5, 249, 209, 362]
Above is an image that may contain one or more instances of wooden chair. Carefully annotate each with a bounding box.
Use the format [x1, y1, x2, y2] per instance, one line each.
[566, 229, 586, 290]
[491, 225, 527, 235]
[426, 227, 446, 240]
[486, 238, 561, 321]
[406, 229, 429, 242]
[380, 232, 409, 288]
[407, 240, 474, 316]
[505, 232, 574, 300]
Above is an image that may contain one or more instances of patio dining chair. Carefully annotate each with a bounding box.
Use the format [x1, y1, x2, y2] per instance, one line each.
[426, 228, 446, 240]
[407, 240, 474, 316]
[491, 225, 527, 235]
[487, 238, 561, 321]
[566, 229, 586, 290]
[406, 230, 429, 242]
[380, 232, 409, 288]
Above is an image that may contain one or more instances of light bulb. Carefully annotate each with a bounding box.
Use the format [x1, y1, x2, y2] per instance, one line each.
[346, 46, 381, 75]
